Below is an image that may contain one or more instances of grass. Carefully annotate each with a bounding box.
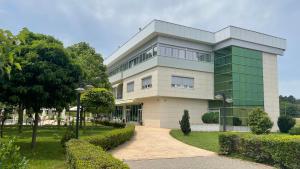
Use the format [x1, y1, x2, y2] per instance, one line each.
[1, 125, 115, 169]
[170, 130, 220, 152]
[170, 130, 290, 153]
[295, 118, 300, 127]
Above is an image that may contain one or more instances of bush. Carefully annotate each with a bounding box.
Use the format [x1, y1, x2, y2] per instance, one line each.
[219, 133, 300, 169]
[218, 133, 240, 155]
[95, 120, 126, 128]
[248, 108, 273, 134]
[289, 127, 300, 135]
[85, 125, 135, 150]
[233, 117, 242, 126]
[179, 110, 191, 135]
[66, 139, 129, 169]
[202, 112, 219, 124]
[277, 115, 296, 133]
[0, 138, 28, 169]
[61, 124, 76, 147]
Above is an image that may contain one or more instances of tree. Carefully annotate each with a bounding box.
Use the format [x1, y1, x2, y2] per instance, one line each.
[10, 28, 81, 148]
[81, 88, 114, 121]
[67, 42, 110, 89]
[0, 29, 21, 78]
[0, 103, 14, 138]
[248, 108, 273, 134]
[179, 110, 191, 135]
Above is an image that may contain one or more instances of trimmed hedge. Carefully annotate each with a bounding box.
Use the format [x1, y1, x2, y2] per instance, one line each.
[96, 120, 126, 128]
[85, 125, 135, 150]
[66, 139, 129, 169]
[219, 133, 300, 169]
[202, 112, 219, 124]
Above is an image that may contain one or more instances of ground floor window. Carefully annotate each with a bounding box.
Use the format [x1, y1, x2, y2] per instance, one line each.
[112, 106, 123, 120]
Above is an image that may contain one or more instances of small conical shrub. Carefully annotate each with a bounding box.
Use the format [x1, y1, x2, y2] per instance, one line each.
[179, 110, 191, 135]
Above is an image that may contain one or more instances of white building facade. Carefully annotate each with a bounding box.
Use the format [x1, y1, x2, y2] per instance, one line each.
[105, 20, 286, 129]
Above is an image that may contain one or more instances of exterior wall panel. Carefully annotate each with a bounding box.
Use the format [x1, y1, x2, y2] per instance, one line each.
[263, 52, 280, 131]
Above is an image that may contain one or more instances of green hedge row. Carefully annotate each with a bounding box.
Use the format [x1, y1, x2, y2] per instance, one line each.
[66, 139, 129, 169]
[85, 125, 135, 150]
[95, 120, 126, 128]
[219, 133, 300, 169]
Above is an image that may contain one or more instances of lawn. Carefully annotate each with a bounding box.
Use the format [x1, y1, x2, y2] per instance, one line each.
[170, 130, 220, 152]
[296, 118, 300, 127]
[170, 130, 290, 153]
[1, 125, 115, 169]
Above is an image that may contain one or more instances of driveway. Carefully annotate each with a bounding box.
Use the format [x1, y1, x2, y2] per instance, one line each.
[110, 126, 273, 169]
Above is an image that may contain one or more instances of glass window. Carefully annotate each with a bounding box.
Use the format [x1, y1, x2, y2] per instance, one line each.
[165, 47, 172, 57]
[186, 50, 197, 61]
[171, 76, 194, 88]
[179, 49, 185, 59]
[127, 81, 134, 92]
[172, 48, 179, 58]
[141, 76, 152, 89]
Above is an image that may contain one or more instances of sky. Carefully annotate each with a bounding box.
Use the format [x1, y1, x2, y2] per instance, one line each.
[0, 0, 299, 98]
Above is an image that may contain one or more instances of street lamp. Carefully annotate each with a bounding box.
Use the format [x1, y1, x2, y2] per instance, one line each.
[75, 87, 85, 139]
[215, 93, 233, 132]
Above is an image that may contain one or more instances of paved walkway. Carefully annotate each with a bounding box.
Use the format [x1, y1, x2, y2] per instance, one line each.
[110, 126, 273, 169]
[110, 126, 215, 160]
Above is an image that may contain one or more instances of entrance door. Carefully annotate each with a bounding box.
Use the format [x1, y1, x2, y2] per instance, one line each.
[125, 104, 142, 123]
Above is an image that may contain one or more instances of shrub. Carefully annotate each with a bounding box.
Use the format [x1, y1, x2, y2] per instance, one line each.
[248, 108, 273, 134]
[219, 133, 300, 169]
[0, 138, 28, 169]
[85, 125, 135, 150]
[277, 115, 296, 133]
[179, 110, 191, 135]
[61, 124, 76, 147]
[289, 127, 300, 135]
[202, 112, 219, 124]
[96, 120, 126, 128]
[66, 139, 129, 169]
[233, 117, 242, 126]
[218, 133, 240, 155]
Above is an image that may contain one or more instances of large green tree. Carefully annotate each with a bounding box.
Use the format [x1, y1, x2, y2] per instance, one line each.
[0, 29, 21, 77]
[67, 42, 110, 89]
[81, 88, 114, 121]
[6, 28, 81, 148]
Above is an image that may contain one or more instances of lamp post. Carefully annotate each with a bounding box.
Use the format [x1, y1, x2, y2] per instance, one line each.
[75, 87, 85, 139]
[215, 93, 233, 132]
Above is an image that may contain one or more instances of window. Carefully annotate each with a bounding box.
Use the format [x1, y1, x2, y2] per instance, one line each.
[141, 76, 152, 89]
[165, 47, 172, 57]
[171, 76, 194, 88]
[127, 81, 134, 92]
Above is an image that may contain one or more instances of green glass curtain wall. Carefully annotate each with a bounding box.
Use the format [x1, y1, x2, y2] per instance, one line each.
[209, 46, 264, 126]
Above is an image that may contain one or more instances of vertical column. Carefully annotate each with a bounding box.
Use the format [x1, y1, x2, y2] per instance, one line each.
[263, 52, 280, 131]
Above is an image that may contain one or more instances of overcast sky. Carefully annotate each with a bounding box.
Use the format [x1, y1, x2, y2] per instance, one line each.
[0, 0, 299, 98]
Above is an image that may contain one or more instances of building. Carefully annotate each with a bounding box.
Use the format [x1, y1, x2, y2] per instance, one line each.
[104, 20, 286, 130]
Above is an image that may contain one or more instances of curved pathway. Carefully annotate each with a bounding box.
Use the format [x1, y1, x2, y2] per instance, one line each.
[110, 126, 273, 169]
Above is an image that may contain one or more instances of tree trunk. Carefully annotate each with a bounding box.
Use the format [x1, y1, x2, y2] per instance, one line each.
[57, 111, 61, 127]
[18, 104, 23, 133]
[83, 110, 86, 128]
[0, 118, 6, 138]
[31, 112, 39, 149]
